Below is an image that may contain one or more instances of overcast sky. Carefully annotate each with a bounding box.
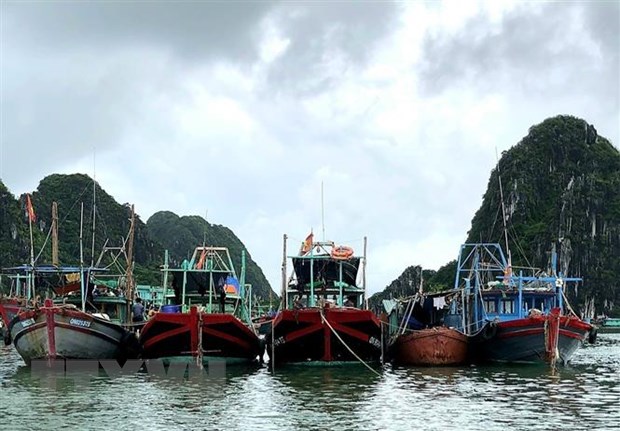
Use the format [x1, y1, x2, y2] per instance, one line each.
[1, 1, 618, 295]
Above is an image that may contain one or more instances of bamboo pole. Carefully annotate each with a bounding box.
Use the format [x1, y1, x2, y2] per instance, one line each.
[363, 236, 368, 309]
[51, 202, 58, 266]
[281, 234, 287, 310]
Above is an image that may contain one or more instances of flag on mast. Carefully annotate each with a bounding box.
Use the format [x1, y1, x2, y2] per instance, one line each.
[26, 194, 36, 223]
[300, 231, 313, 255]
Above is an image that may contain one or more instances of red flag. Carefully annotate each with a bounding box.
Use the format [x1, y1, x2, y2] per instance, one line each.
[196, 248, 207, 269]
[26, 194, 36, 223]
[300, 232, 313, 255]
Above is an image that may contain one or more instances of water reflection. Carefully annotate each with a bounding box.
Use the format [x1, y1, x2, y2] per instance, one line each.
[0, 335, 618, 430]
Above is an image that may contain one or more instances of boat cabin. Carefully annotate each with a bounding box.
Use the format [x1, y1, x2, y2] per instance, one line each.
[282, 238, 368, 310]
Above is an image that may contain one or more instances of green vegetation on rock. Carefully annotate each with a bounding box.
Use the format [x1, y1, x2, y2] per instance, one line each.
[0, 174, 274, 299]
[370, 115, 619, 316]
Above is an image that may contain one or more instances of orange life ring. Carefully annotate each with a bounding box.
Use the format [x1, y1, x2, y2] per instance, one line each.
[331, 245, 354, 260]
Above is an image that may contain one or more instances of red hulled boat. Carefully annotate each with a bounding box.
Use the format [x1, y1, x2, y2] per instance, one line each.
[456, 243, 593, 366]
[390, 327, 468, 366]
[266, 234, 382, 365]
[386, 289, 472, 366]
[139, 246, 261, 365]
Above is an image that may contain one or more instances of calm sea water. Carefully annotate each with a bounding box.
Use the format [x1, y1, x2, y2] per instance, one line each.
[1, 335, 618, 431]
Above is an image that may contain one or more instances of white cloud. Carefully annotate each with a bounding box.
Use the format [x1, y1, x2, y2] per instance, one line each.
[1, 1, 617, 298]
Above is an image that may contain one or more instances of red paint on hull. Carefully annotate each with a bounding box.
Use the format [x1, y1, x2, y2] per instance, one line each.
[268, 307, 382, 364]
[139, 309, 260, 363]
[474, 312, 593, 364]
[390, 327, 469, 366]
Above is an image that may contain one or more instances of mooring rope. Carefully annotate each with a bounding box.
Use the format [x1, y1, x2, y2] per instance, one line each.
[320, 312, 382, 377]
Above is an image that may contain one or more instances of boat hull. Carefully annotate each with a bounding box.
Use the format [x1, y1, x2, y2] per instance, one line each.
[471, 314, 592, 365]
[139, 307, 260, 365]
[9, 305, 139, 365]
[266, 307, 382, 364]
[390, 327, 468, 366]
[1, 298, 27, 344]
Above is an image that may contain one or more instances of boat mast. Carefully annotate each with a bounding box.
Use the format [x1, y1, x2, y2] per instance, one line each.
[26, 194, 36, 300]
[363, 236, 368, 309]
[496, 149, 511, 264]
[90, 153, 96, 267]
[281, 234, 287, 310]
[125, 205, 135, 302]
[79, 202, 86, 312]
[51, 201, 59, 266]
[321, 181, 325, 242]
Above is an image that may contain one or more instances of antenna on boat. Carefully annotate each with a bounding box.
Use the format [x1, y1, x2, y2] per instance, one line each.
[79, 202, 86, 312]
[281, 234, 288, 310]
[90, 148, 97, 267]
[363, 236, 368, 309]
[496, 147, 512, 266]
[80, 203, 84, 268]
[125, 205, 135, 301]
[321, 181, 325, 242]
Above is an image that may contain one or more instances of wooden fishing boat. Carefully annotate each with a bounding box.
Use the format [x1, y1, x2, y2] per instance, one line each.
[7, 205, 142, 364]
[455, 243, 593, 366]
[9, 298, 139, 365]
[386, 287, 471, 366]
[0, 297, 27, 344]
[265, 233, 382, 365]
[390, 326, 468, 366]
[139, 246, 261, 365]
[470, 308, 592, 364]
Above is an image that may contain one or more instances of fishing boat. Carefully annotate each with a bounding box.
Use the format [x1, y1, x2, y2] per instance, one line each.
[265, 233, 382, 365]
[387, 290, 470, 366]
[0, 292, 29, 345]
[593, 316, 620, 333]
[7, 265, 141, 365]
[456, 243, 593, 366]
[139, 246, 261, 365]
[7, 205, 141, 365]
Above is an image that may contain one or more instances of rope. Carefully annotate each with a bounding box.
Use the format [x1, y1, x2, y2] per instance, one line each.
[561, 290, 578, 317]
[319, 312, 382, 377]
[196, 311, 203, 369]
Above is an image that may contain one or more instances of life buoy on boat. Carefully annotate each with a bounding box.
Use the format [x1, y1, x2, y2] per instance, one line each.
[331, 245, 354, 260]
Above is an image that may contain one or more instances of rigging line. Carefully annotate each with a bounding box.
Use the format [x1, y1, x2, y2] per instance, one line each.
[507, 221, 533, 268]
[495, 149, 511, 258]
[33, 226, 54, 265]
[319, 312, 382, 377]
[56, 183, 92, 227]
[489, 203, 502, 242]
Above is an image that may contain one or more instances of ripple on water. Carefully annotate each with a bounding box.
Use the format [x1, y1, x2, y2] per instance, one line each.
[0, 334, 619, 430]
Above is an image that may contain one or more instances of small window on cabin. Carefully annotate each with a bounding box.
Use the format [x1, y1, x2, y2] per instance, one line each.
[502, 300, 515, 314]
[484, 300, 496, 313]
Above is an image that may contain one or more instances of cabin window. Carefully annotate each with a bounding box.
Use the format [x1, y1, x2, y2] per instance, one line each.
[502, 300, 515, 314]
[484, 299, 497, 313]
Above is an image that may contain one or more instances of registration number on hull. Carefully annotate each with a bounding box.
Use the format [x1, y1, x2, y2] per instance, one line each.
[20, 318, 35, 328]
[69, 318, 92, 328]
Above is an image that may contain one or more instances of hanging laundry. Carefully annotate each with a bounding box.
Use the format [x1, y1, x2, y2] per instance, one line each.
[433, 296, 446, 309]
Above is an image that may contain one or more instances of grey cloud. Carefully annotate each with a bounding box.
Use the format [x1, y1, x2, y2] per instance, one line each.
[417, 2, 619, 112]
[3, 1, 276, 63]
[264, 1, 401, 96]
[1, 1, 401, 189]
[1, 1, 275, 188]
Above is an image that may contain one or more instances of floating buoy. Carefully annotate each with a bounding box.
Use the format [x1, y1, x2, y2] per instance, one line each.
[331, 245, 354, 260]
